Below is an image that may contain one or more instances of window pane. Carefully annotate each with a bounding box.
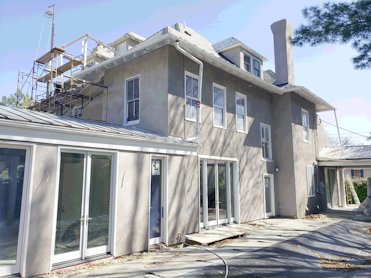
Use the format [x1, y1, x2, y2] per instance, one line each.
[186, 98, 197, 120]
[236, 97, 245, 115]
[214, 88, 224, 107]
[0, 148, 26, 264]
[128, 101, 134, 120]
[186, 76, 192, 97]
[237, 115, 245, 131]
[134, 100, 139, 120]
[192, 78, 198, 99]
[214, 107, 224, 127]
[127, 80, 134, 100]
[244, 54, 251, 72]
[186, 75, 198, 99]
[253, 59, 261, 76]
[133, 78, 139, 99]
[265, 176, 272, 213]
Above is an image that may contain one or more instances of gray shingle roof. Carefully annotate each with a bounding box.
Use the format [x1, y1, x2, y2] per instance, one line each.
[0, 105, 195, 147]
[318, 146, 371, 161]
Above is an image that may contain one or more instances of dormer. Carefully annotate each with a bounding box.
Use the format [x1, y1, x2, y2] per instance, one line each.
[213, 37, 267, 79]
[110, 32, 146, 56]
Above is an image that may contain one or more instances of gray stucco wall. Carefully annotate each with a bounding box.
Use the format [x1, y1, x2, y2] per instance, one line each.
[272, 94, 297, 217]
[290, 93, 320, 217]
[25, 145, 58, 277]
[168, 46, 275, 223]
[103, 47, 169, 135]
[114, 152, 150, 256]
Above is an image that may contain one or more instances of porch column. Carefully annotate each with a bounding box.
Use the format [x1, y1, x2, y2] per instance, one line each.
[339, 168, 346, 207]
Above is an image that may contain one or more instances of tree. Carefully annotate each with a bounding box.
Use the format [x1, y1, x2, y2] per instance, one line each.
[1, 91, 34, 108]
[291, 0, 371, 69]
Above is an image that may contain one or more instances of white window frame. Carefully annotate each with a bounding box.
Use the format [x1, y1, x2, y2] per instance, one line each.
[124, 75, 140, 126]
[307, 165, 315, 197]
[252, 58, 261, 78]
[213, 83, 227, 128]
[184, 71, 200, 122]
[301, 108, 310, 142]
[243, 53, 251, 73]
[235, 92, 247, 133]
[260, 123, 272, 160]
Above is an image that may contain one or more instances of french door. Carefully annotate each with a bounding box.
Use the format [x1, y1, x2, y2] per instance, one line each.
[200, 160, 237, 229]
[54, 151, 112, 264]
[0, 147, 28, 276]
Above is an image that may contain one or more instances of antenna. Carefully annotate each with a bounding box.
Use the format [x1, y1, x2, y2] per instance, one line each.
[45, 4, 55, 49]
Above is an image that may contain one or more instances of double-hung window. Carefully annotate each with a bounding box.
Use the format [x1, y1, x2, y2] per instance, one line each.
[125, 76, 140, 124]
[185, 72, 199, 121]
[244, 53, 251, 73]
[306, 165, 315, 197]
[253, 58, 261, 77]
[301, 109, 309, 142]
[261, 123, 272, 160]
[235, 92, 247, 132]
[213, 84, 226, 128]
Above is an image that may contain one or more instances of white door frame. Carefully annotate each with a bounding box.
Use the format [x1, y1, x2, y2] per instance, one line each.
[199, 157, 239, 229]
[263, 173, 275, 217]
[148, 155, 168, 246]
[0, 143, 34, 277]
[52, 149, 115, 264]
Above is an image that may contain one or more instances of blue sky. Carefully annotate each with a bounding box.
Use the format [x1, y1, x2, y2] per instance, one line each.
[0, 0, 370, 143]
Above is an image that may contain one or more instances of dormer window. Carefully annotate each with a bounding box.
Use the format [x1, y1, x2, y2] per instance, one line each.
[243, 53, 261, 78]
[253, 58, 261, 77]
[243, 53, 251, 73]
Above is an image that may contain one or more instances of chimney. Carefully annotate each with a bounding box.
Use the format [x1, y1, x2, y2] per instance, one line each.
[271, 19, 294, 85]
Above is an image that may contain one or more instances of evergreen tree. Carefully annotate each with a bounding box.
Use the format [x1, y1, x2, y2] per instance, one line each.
[291, 0, 371, 69]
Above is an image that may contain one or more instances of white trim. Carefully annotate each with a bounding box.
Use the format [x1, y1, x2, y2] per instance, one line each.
[0, 126, 197, 156]
[184, 71, 201, 123]
[111, 152, 119, 257]
[212, 83, 227, 129]
[263, 173, 275, 217]
[0, 143, 34, 277]
[318, 160, 371, 167]
[198, 155, 237, 162]
[301, 108, 310, 143]
[235, 92, 247, 133]
[124, 74, 141, 126]
[260, 123, 272, 160]
[148, 155, 168, 246]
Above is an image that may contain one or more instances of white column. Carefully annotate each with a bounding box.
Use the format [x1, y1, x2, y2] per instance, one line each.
[226, 162, 232, 223]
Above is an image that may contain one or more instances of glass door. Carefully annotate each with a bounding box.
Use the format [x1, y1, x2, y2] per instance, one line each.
[54, 152, 112, 264]
[149, 159, 163, 245]
[0, 148, 27, 276]
[264, 174, 275, 217]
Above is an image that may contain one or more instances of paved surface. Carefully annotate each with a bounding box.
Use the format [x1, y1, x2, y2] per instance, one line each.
[50, 210, 370, 278]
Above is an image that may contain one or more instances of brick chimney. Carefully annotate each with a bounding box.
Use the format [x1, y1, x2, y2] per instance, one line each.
[271, 19, 295, 86]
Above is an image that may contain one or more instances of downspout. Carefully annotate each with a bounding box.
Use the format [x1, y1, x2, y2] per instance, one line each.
[333, 109, 343, 149]
[174, 40, 203, 142]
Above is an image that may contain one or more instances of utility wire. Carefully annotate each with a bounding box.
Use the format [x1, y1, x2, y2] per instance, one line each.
[321, 119, 370, 139]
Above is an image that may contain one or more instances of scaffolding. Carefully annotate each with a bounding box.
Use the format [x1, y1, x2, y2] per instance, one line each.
[28, 34, 112, 116]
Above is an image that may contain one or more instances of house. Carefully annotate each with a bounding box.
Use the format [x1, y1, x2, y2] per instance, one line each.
[0, 19, 334, 277]
[318, 145, 371, 208]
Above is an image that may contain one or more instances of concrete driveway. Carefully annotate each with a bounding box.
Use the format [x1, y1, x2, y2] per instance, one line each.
[50, 210, 370, 278]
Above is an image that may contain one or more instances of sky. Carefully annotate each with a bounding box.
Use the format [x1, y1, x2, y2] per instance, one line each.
[0, 0, 370, 144]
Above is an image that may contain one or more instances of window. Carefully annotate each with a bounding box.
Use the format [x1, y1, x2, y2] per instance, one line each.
[213, 84, 226, 128]
[235, 92, 247, 132]
[307, 165, 315, 197]
[351, 169, 364, 178]
[260, 123, 272, 160]
[243, 53, 251, 73]
[253, 58, 261, 77]
[125, 76, 140, 124]
[185, 72, 199, 121]
[301, 109, 309, 142]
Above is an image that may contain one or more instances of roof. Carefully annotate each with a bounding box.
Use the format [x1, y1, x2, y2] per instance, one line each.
[213, 37, 267, 62]
[0, 105, 197, 155]
[76, 22, 334, 113]
[318, 145, 371, 167]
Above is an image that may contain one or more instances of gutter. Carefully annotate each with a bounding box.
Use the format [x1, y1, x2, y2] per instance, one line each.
[174, 39, 203, 142]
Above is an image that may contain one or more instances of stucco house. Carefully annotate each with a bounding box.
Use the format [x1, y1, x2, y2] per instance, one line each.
[0, 19, 335, 277]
